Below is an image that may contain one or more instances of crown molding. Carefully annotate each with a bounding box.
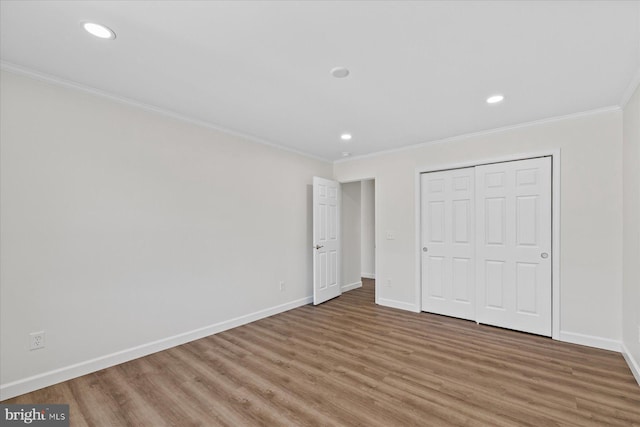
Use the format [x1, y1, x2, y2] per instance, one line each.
[1, 61, 628, 166]
[0, 61, 331, 164]
[334, 105, 621, 164]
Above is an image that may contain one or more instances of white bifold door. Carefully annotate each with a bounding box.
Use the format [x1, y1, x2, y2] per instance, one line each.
[421, 157, 552, 336]
[313, 177, 342, 305]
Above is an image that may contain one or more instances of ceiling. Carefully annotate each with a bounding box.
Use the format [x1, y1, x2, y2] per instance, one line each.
[1, 1, 639, 161]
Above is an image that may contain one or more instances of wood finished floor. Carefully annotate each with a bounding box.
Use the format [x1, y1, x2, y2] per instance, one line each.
[4, 279, 640, 426]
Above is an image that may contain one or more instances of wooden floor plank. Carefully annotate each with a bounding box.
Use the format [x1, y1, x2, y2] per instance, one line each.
[3, 279, 640, 426]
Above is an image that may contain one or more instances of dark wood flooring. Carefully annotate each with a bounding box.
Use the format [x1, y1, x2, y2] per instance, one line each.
[4, 279, 640, 426]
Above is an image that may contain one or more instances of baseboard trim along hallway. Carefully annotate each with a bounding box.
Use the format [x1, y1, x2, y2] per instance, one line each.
[341, 281, 362, 292]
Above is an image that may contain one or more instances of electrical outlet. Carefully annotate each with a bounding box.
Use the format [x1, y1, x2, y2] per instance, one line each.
[29, 331, 45, 350]
[386, 231, 396, 240]
[386, 278, 392, 287]
[279, 281, 285, 292]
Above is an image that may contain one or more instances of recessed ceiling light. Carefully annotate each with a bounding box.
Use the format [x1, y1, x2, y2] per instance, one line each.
[342, 152, 351, 157]
[83, 22, 116, 40]
[331, 67, 350, 78]
[340, 133, 352, 141]
[486, 94, 504, 104]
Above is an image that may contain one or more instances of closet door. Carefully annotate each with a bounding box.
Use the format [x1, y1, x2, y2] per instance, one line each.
[475, 157, 552, 336]
[421, 168, 475, 320]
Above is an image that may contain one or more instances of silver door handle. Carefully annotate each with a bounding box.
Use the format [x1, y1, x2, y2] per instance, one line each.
[422, 247, 428, 252]
[541, 252, 549, 259]
[314, 245, 324, 250]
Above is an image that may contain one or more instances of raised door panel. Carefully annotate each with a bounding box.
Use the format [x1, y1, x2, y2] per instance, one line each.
[452, 257, 472, 303]
[327, 187, 339, 290]
[428, 201, 445, 243]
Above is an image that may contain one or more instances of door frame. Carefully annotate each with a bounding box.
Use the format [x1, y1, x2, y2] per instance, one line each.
[339, 176, 379, 305]
[414, 149, 561, 340]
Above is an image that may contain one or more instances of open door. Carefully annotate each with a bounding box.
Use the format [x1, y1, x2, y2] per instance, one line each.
[313, 177, 341, 305]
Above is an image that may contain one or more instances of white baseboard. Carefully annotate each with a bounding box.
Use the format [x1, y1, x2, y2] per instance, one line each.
[558, 331, 621, 352]
[361, 273, 375, 279]
[378, 298, 420, 313]
[341, 281, 362, 292]
[622, 342, 640, 387]
[0, 296, 313, 401]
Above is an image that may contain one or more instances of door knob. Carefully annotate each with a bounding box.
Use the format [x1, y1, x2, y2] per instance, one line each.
[314, 244, 324, 250]
[541, 252, 549, 259]
[422, 247, 428, 252]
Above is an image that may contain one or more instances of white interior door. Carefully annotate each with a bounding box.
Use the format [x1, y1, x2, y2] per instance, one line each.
[313, 177, 342, 305]
[421, 168, 476, 320]
[475, 157, 552, 336]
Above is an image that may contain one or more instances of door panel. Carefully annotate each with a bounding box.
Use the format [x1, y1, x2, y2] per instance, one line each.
[429, 201, 445, 242]
[452, 257, 472, 302]
[516, 196, 538, 245]
[485, 260, 505, 309]
[313, 177, 341, 305]
[421, 167, 475, 320]
[427, 256, 445, 298]
[476, 157, 552, 336]
[453, 200, 470, 243]
[516, 262, 537, 314]
[485, 197, 506, 244]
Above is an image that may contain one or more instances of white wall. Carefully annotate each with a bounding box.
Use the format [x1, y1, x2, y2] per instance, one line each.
[0, 70, 332, 398]
[334, 110, 623, 346]
[623, 81, 640, 383]
[361, 180, 375, 278]
[341, 181, 361, 289]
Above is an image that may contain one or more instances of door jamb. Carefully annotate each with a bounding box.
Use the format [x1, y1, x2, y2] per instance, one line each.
[414, 150, 561, 340]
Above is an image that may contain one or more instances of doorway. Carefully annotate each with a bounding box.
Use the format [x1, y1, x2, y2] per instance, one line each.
[341, 179, 376, 302]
